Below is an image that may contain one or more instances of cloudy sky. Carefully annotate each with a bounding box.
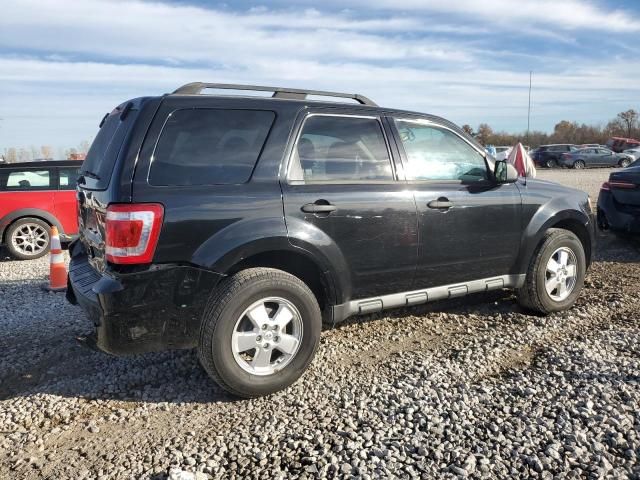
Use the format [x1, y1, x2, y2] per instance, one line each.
[1, 0, 639, 151]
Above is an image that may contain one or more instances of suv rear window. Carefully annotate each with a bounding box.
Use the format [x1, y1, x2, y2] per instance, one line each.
[81, 106, 138, 190]
[149, 109, 275, 186]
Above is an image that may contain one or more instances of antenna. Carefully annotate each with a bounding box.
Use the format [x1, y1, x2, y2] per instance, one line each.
[526, 71, 532, 143]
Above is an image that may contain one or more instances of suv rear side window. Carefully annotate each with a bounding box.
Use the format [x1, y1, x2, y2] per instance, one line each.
[394, 119, 487, 182]
[3, 169, 52, 191]
[149, 109, 275, 186]
[289, 115, 393, 183]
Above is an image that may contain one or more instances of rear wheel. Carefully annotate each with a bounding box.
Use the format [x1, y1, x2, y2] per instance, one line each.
[545, 159, 555, 168]
[198, 268, 321, 398]
[517, 229, 586, 314]
[573, 160, 585, 169]
[5, 218, 51, 260]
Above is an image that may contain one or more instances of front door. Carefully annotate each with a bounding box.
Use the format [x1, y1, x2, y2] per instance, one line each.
[389, 117, 522, 289]
[282, 112, 418, 301]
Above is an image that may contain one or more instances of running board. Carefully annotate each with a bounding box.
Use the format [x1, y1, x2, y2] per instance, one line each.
[331, 274, 525, 323]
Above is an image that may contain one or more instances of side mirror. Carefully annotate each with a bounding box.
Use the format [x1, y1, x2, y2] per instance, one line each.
[494, 160, 519, 183]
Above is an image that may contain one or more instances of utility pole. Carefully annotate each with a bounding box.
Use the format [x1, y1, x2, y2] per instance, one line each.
[526, 71, 532, 144]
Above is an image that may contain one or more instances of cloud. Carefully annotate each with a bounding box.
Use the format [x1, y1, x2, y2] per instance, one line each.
[0, 0, 638, 149]
[313, 0, 640, 33]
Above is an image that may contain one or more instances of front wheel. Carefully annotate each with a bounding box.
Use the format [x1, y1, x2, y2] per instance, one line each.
[517, 229, 586, 314]
[573, 160, 585, 169]
[619, 158, 631, 168]
[198, 268, 321, 398]
[545, 159, 555, 168]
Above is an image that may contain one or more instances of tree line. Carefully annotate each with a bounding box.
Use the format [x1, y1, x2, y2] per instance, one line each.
[2, 141, 91, 163]
[463, 109, 639, 147]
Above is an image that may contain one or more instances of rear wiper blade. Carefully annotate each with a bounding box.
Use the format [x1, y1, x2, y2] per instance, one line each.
[79, 170, 100, 180]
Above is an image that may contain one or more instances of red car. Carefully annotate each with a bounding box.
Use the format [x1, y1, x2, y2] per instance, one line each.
[0, 161, 79, 259]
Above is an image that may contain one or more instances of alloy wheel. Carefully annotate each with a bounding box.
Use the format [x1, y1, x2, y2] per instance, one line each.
[231, 297, 303, 376]
[10, 223, 49, 257]
[545, 247, 578, 302]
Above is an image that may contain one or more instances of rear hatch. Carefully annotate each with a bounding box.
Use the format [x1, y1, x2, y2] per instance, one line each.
[77, 101, 142, 271]
[609, 167, 640, 208]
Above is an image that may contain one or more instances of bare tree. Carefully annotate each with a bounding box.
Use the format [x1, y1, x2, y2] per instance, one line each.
[617, 109, 638, 138]
[78, 139, 91, 154]
[41, 145, 53, 159]
[461, 124, 474, 137]
[476, 123, 494, 145]
[5, 148, 17, 163]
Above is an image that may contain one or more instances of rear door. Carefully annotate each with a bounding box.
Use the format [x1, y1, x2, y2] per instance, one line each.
[281, 111, 418, 301]
[389, 116, 522, 289]
[0, 167, 55, 220]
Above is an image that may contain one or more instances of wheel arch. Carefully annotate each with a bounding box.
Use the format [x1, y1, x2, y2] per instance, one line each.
[224, 250, 337, 312]
[0, 209, 63, 244]
[516, 208, 594, 273]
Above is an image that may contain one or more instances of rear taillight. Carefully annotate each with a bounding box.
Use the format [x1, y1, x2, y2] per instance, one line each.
[105, 203, 164, 264]
[600, 182, 610, 191]
[608, 180, 636, 189]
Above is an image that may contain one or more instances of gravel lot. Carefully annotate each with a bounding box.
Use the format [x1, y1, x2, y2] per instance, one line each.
[1, 170, 639, 479]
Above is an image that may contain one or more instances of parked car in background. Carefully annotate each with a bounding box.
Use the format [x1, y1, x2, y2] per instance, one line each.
[623, 147, 640, 161]
[597, 159, 640, 234]
[67, 82, 594, 398]
[558, 147, 633, 169]
[494, 146, 512, 161]
[531, 144, 576, 168]
[606, 137, 640, 153]
[0, 161, 79, 259]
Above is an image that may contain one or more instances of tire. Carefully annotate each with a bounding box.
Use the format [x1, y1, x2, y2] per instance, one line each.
[545, 159, 555, 168]
[619, 158, 631, 168]
[517, 228, 586, 315]
[573, 160, 585, 169]
[5, 217, 51, 260]
[198, 268, 322, 398]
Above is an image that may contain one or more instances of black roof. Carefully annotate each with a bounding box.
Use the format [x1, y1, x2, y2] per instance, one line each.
[0, 160, 81, 169]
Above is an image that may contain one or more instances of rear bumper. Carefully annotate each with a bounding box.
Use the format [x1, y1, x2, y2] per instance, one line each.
[597, 190, 640, 233]
[66, 241, 224, 355]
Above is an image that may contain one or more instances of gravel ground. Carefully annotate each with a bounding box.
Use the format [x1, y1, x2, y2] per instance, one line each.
[1, 170, 639, 479]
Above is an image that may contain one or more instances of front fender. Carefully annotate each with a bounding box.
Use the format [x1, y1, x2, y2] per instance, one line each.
[515, 188, 593, 273]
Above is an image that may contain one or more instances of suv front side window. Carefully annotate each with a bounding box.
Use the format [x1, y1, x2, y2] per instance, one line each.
[289, 115, 393, 183]
[394, 119, 488, 182]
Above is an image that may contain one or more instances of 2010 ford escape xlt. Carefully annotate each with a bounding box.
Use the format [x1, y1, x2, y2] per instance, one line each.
[67, 83, 595, 398]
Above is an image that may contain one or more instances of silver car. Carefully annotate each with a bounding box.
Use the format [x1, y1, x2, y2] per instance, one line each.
[559, 147, 634, 169]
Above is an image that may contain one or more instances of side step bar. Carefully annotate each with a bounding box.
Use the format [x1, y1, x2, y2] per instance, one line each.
[331, 274, 525, 323]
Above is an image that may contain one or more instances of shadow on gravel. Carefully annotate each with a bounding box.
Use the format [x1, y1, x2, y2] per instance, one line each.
[594, 231, 640, 263]
[0, 279, 237, 405]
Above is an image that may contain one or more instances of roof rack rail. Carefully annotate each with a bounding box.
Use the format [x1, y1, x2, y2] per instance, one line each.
[172, 82, 377, 107]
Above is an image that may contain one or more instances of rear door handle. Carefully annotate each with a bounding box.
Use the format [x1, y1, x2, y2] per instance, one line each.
[301, 202, 337, 214]
[427, 198, 453, 210]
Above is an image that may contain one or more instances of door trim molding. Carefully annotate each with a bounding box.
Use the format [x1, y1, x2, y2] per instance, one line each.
[331, 274, 525, 323]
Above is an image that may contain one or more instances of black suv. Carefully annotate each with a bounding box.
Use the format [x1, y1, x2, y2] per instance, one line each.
[532, 144, 576, 168]
[67, 83, 595, 397]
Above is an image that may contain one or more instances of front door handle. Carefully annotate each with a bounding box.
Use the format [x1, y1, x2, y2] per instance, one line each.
[427, 198, 453, 210]
[301, 201, 337, 214]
